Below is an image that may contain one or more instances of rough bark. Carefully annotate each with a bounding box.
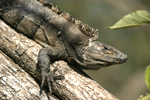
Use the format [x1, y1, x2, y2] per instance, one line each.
[0, 19, 119, 100]
[0, 50, 58, 100]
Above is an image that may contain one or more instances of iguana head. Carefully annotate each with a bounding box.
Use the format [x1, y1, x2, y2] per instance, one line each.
[77, 40, 128, 70]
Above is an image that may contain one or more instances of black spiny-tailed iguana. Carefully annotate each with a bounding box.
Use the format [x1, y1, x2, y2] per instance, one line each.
[0, 0, 127, 94]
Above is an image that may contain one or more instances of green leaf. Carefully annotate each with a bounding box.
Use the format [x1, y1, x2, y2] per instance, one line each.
[145, 65, 150, 91]
[108, 10, 150, 29]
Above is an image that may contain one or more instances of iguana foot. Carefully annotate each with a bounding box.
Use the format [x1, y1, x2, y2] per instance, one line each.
[40, 67, 64, 94]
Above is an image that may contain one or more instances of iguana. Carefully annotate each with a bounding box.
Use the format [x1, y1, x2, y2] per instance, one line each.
[0, 0, 127, 94]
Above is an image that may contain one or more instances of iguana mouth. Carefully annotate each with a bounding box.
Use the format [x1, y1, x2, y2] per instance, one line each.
[91, 53, 127, 64]
[81, 56, 127, 70]
[80, 60, 112, 70]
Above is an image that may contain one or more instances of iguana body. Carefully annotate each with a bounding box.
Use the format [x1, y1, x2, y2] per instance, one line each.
[0, 0, 127, 94]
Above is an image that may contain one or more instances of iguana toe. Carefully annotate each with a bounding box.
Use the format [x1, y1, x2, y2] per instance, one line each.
[40, 67, 64, 94]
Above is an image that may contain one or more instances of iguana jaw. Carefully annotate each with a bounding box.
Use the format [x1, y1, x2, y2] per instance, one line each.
[78, 41, 127, 70]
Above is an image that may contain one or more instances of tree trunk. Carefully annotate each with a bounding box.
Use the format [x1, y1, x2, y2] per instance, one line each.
[0, 19, 119, 100]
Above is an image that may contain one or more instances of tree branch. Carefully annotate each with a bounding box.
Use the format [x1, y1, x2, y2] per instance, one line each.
[0, 19, 119, 99]
[0, 50, 58, 100]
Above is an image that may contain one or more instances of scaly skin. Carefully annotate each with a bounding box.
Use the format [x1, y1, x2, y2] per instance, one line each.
[0, 0, 127, 94]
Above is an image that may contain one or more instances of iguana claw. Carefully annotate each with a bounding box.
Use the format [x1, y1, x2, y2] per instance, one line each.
[40, 67, 64, 94]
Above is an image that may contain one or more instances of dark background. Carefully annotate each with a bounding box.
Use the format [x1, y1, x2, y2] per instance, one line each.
[47, 0, 150, 99]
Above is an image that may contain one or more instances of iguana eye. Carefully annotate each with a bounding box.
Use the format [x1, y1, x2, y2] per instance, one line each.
[104, 46, 108, 50]
[103, 44, 113, 51]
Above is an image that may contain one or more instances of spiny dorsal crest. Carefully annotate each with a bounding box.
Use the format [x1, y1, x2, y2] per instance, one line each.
[38, 0, 99, 39]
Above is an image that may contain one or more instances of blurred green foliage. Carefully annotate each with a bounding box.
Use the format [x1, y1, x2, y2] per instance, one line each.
[138, 65, 150, 100]
[145, 65, 150, 91]
[137, 94, 150, 100]
[46, 0, 150, 100]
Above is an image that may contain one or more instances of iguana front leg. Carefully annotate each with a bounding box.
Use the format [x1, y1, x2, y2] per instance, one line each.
[38, 47, 66, 94]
